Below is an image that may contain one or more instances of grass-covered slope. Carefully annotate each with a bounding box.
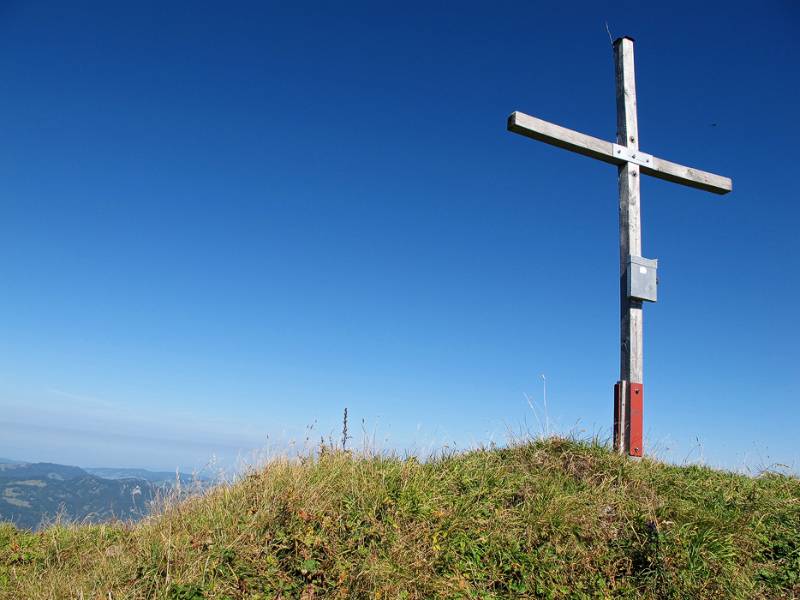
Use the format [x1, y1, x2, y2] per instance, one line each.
[1, 439, 798, 599]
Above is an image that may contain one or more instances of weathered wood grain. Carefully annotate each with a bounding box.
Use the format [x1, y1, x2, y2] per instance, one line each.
[643, 157, 732, 194]
[507, 112, 615, 164]
[507, 110, 731, 195]
[615, 37, 642, 454]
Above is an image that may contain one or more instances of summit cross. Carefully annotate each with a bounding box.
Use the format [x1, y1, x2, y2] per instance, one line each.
[507, 37, 732, 456]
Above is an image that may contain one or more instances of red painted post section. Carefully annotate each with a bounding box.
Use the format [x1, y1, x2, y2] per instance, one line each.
[628, 383, 643, 457]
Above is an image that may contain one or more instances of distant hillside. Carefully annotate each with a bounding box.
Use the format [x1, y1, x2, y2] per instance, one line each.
[85, 467, 206, 487]
[0, 439, 798, 599]
[0, 459, 210, 530]
[0, 461, 89, 481]
[0, 461, 157, 530]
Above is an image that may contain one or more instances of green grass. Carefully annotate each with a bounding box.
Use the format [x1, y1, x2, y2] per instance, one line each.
[1, 438, 798, 599]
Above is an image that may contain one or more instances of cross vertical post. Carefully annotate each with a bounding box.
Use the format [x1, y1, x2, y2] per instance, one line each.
[614, 37, 642, 455]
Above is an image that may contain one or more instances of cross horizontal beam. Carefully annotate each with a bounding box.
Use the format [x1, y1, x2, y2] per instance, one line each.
[508, 111, 732, 195]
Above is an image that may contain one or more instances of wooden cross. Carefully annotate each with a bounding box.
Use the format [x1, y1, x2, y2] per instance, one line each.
[507, 37, 732, 456]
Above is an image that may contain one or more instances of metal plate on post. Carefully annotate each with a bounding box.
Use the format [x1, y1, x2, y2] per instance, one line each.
[627, 255, 658, 303]
[612, 143, 653, 168]
[628, 383, 643, 457]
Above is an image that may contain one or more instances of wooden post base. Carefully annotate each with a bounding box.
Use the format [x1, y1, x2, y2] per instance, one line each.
[614, 381, 643, 457]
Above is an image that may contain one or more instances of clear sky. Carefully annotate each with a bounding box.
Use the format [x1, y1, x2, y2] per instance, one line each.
[0, 1, 797, 473]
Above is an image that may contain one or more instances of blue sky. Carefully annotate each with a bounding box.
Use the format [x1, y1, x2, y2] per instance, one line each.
[0, 2, 797, 472]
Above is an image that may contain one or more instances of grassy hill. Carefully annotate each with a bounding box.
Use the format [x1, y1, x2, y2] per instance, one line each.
[0, 438, 797, 599]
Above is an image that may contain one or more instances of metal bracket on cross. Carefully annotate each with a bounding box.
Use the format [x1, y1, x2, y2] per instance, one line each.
[612, 144, 653, 168]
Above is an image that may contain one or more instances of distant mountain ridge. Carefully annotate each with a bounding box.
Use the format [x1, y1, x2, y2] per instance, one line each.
[0, 458, 208, 530]
[0, 461, 88, 480]
[84, 467, 202, 486]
